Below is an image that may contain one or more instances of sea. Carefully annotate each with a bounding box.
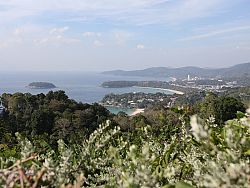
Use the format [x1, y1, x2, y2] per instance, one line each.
[0, 71, 173, 114]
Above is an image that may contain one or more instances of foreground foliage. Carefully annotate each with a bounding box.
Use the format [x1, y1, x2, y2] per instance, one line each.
[0, 108, 249, 187]
[0, 91, 111, 148]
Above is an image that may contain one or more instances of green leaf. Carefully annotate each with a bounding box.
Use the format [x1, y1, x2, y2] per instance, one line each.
[175, 182, 194, 188]
[236, 111, 246, 119]
[244, 149, 250, 156]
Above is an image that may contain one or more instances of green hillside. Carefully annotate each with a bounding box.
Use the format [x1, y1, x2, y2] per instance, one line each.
[102, 62, 250, 79]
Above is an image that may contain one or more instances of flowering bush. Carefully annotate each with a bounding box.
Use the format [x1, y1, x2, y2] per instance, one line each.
[0, 110, 250, 187]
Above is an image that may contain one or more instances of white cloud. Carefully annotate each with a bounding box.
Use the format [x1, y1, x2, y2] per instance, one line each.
[12, 25, 43, 36]
[13, 28, 24, 36]
[83, 32, 101, 37]
[1, 0, 167, 12]
[93, 40, 104, 47]
[179, 25, 250, 41]
[34, 38, 49, 44]
[0, 0, 168, 25]
[113, 31, 133, 45]
[166, 0, 227, 22]
[235, 45, 250, 51]
[0, 0, 249, 71]
[137, 44, 145, 49]
[34, 36, 80, 45]
[0, 0, 234, 25]
[30, 26, 80, 45]
[0, 25, 45, 47]
[50, 26, 69, 34]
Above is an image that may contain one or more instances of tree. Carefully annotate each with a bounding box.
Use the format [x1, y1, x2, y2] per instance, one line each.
[46, 90, 69, 102]
[216, 96, 245, 125]
[30, 109, 55, 135]
[199, 93, 245, 125]
[52, 118, 73, 141]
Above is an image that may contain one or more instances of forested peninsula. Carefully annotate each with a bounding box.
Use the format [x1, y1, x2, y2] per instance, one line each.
[101, 80, 194, 93]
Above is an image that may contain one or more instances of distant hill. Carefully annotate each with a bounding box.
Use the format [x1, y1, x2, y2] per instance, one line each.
[220, 63, 250, 77]
[102, 62, 250, 79]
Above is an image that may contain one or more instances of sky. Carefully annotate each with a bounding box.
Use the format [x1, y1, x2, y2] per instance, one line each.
[0, 0, 250, 71]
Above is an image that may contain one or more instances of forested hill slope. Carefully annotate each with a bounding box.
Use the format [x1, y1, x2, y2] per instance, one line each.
[0, 90, 249, 187]
[102, 62, 250, 79]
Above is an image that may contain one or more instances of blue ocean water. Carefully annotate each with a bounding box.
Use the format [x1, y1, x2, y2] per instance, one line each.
[0, 71, 172, 104]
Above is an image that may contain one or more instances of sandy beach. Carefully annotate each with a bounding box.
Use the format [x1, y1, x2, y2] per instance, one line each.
[130, 108, 145, 116]
[161, 88, 184, 95]
[133, 86, 184, 95]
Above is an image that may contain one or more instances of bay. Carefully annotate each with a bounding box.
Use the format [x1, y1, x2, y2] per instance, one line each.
[0, 71, 173, 114]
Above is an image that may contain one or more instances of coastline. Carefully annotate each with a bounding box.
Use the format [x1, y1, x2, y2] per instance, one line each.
[102, 105, 145, 116]
[130, 108, 145, 116]
[132, 86, 184, 95]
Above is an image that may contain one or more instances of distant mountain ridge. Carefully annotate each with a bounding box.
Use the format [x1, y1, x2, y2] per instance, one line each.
[102, 62, 250, 79]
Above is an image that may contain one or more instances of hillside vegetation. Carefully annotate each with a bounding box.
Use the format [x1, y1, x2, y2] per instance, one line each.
[0, 91, 249, 187]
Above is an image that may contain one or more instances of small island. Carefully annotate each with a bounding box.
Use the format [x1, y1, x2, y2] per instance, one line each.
[27, 82, 56, 89]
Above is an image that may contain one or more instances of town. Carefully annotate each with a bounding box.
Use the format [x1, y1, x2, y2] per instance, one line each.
[101, 92, 178, 109]
[169, 75, 241, 92]
[100, 75, 250, 109]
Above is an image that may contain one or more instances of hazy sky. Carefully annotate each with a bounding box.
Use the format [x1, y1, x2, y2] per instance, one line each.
[0, 0, 250, 71]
